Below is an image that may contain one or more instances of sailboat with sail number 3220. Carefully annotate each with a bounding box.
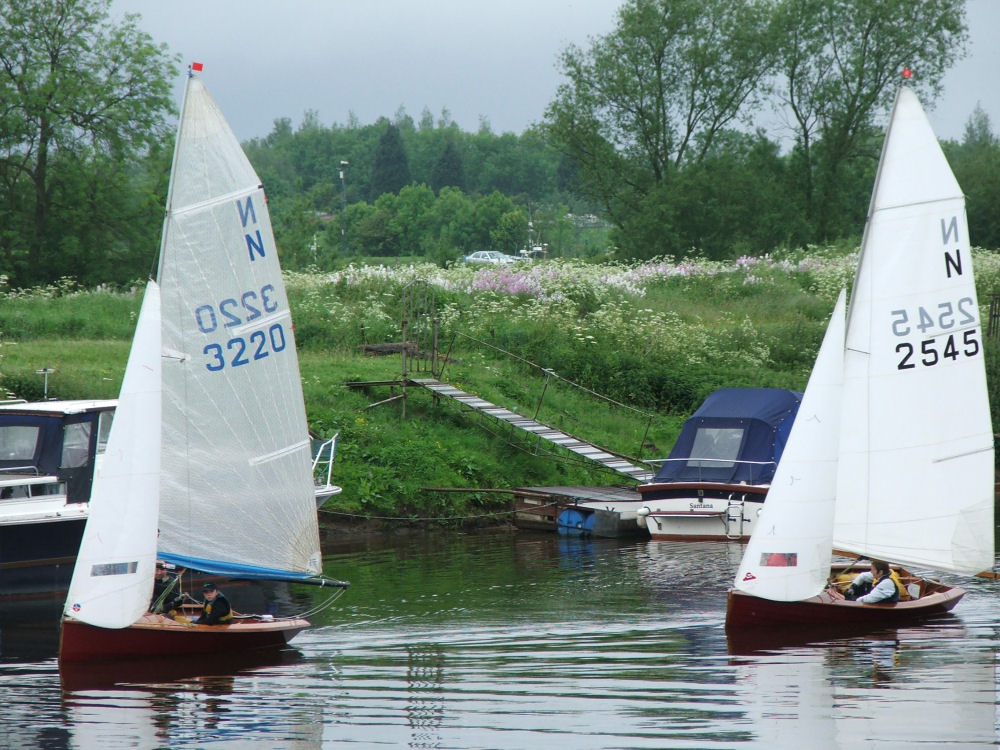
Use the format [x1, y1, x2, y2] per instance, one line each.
[59, 65, 349, 662]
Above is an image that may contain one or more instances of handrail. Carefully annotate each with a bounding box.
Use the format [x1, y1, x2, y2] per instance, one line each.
[311, 434, 339, 488]
[642, 457, 778, 485]
[643, 457, 778, 467]
[445, 330, 659, 459]
[0, 465, 42, 476]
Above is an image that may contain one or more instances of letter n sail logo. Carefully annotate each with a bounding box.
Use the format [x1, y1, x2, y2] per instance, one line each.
[742, 572, 756, 582]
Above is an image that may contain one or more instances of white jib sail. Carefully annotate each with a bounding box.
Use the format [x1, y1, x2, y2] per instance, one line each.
[155, 75, 321, 577]
[834, 86, 994, 575]
[734, 290, 846, 601]
[64, 281, 162, 627]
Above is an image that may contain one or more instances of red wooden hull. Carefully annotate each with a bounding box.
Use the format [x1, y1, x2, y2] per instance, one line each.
[725, 580, 964, 630]
[59, 613, 309, 662]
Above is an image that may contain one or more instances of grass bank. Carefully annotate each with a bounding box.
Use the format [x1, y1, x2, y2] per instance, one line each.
[3, 247, 999, 526]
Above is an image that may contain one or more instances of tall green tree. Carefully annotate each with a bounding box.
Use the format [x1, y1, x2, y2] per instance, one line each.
[370, 122, 411, 198]
[431, 138, 466, 193]
[771, 0, 967, 239]
[946, 105, 1000, 249]
[545, 0, 777, 257]
[0, 0, 177, 285]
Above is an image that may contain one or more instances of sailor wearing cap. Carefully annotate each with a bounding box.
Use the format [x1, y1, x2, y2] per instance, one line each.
[150, 560, 183, 615]
[194, 581, 233, 625]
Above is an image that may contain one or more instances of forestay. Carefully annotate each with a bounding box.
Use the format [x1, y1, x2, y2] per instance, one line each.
[156, 76, 322, 580]
[734, 291, 845, 601]
[834, 87, 994, 574]
[64, 282, 162, 627]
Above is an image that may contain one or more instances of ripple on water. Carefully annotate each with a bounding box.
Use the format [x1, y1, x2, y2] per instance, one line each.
[0, 533, 997, 748]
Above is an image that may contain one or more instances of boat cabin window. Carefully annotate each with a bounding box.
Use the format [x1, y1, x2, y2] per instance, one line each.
[0, 425, 40, 462]
[688, 427, 744, 468]
[96, 411, 113, 455]
[61, 422, 92, 469]
[0, 480, 64, 500]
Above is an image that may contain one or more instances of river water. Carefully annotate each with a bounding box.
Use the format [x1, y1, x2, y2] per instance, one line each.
[1, 530, 997, 749]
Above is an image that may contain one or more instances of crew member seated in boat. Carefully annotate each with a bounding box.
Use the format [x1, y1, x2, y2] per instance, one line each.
[843, 559, 902, 603]
[150, 561, 184, 615]
[195, 582, 233, 625]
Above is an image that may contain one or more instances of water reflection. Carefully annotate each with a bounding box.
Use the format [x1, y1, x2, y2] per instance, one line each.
[0, 530, 996, 748]
[59, 648, 304, 691]
[59, 661, 325, 749]
[730, 631, 997, 746]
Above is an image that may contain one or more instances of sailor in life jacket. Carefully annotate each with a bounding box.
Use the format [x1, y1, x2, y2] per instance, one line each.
[844, 559, 901, 604]
[194, 581, 233, 625]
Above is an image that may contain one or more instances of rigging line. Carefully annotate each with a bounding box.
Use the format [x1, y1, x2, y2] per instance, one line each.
[292, 587, 348, 619]
[451, 330, 658, 419]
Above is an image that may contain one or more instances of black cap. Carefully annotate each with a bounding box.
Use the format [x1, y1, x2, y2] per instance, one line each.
[202, 582, 217, 591]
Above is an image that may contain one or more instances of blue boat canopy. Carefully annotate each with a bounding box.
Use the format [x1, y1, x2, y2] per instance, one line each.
[652, 388, 801, 486]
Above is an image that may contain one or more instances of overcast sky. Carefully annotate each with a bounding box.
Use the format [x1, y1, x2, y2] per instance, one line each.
[112, 0, 999, 145]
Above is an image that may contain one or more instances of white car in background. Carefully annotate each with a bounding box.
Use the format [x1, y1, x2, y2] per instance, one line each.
[463, 250, 517, 265]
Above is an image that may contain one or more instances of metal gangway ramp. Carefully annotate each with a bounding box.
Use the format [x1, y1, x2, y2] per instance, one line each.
[410, 378, 654, 482]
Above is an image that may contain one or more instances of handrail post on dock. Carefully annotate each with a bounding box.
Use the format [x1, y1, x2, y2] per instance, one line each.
[432, 318, 439, 378]
[401, 318, 408, 419]
[534, 368, 553, 421]
[637, 415, 652, 462]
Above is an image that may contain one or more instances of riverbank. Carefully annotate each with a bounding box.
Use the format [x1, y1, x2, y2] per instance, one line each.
[2, 252, 999, 519]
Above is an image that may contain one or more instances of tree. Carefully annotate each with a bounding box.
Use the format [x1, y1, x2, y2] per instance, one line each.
[545, 0, 777, 257]
[946, 105, 1000, 249]
[431, 138, 466, 193]
[771, 0, 967, 239]
[490, 209, 529, 254]
[370, 122, 411, 198]
[470, 191, 516, 251]
[0, 0, 178, 285]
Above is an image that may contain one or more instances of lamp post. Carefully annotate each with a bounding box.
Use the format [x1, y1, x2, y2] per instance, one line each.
[339, 160, 349, 255]
[35, 368, 54, 399]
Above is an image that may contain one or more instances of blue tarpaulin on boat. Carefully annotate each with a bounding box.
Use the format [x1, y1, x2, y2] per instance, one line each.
[652, 388, 801, 486]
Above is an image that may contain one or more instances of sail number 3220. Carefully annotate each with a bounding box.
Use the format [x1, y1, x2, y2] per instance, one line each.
[194, 285, 288, 371]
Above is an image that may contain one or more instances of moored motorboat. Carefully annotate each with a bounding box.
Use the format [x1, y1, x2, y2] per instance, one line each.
[0, 399, 115, 599]
[636, 388, 801, 540]
[0, 398, 338, 599]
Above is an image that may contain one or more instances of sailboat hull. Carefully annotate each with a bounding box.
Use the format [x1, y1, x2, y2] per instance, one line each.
[59, 613, 309, 662]
[725, 574, 964, 629]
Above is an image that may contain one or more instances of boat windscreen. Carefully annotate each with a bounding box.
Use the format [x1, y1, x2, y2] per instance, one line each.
[687, 427, 744, 468]
[0, 425, 40, 462]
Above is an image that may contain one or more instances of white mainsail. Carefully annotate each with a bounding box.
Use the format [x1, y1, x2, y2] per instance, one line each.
[64, 282, 162, 627]
[156, 75, 321, 579]
[733, 291, 845, 601]
[834, 86, 994, 574]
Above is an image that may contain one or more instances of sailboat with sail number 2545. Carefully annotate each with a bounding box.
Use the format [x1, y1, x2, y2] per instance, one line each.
[59, 66, 349, 662]
[725, 84, 994, 630]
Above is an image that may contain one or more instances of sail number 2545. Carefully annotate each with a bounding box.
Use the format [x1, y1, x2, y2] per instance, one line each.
[895, 331, 980, 370]
[890, 298, 981, 370]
